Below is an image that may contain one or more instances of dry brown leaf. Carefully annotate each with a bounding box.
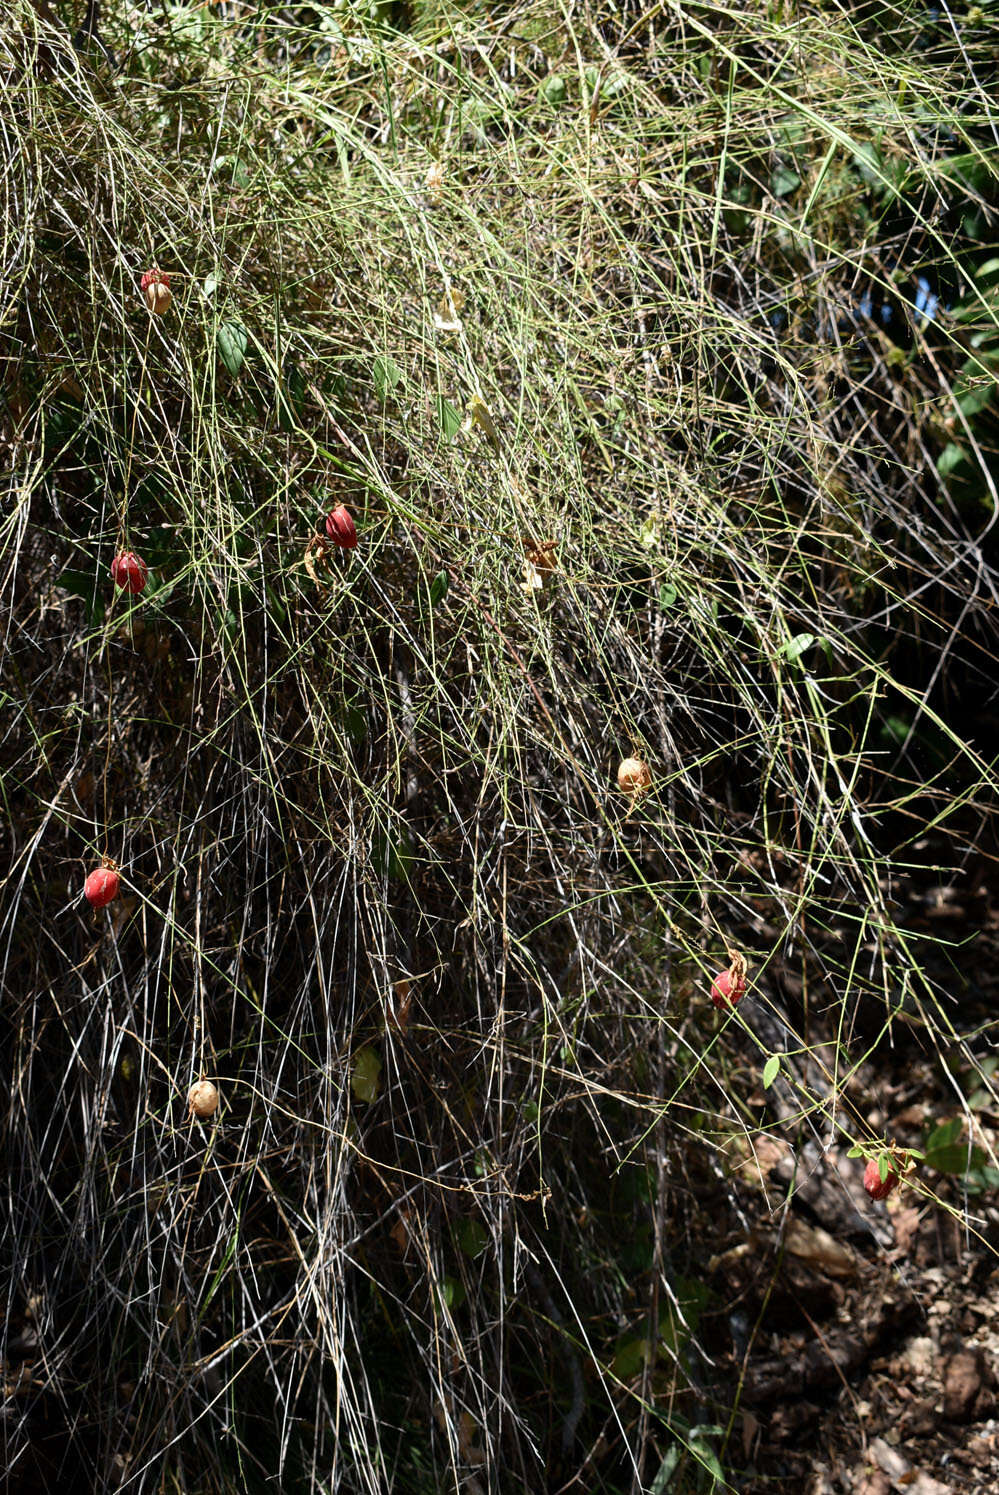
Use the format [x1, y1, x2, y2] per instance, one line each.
[784, 1217, 857, 1278]
[434, 287, 465, 332]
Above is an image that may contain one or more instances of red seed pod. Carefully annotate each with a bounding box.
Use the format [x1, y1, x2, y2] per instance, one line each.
[140, 268, 172, 315]
[324, 504, 358, 549]
[864, 1156, 899, 1202]
[710, 968, 747, 1010]
[84, 867, 120, 909]
[111, 551, 149, 594]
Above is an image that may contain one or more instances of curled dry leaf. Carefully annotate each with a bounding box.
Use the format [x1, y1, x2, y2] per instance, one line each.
[521, 537, 558, 594]
[462, 394, 500, 452]
[390, 979, 412, 1034]
[434, 287, 465, 332]
[391, 1205, 416, 1255]
[424, 160, 445, 204]
[303, 535, 327, 586]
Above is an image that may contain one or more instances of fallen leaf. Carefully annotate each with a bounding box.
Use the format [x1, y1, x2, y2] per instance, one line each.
[869, 1435, 911, 1479]
[784, 1217, 857, 1278]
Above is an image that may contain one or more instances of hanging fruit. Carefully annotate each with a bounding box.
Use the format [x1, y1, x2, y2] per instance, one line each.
[324, 504, 358, 550]
[111, 551, 148, 594]
[711, 951, 748, 1011]
[84, 865, 120, 909]
[617, 756, 651, 796]
[188, 1080, 220, 1121]
[140, 268, 172, 316]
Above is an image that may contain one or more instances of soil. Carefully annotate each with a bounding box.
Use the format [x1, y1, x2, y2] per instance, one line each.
[713, 871, 999, 1494]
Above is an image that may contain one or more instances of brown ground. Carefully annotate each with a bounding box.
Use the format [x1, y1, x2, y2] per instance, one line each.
[720, 876, 999, 1494]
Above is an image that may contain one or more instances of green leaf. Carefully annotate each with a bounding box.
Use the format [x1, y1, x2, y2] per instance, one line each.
[771, 165, 801, 198]
[955, 374, 996, 419]
[350, 1046, 382, 1103]
[437, 394, 462, 441]
[659, 583, 677, 609]
[540, 73, 567, 106]
[373, 354, 403, 400]
[584, 65, 629, 101]
[427, 570, 449, 608]
[780, 632, 815, 665]
[440, 1275, 465, 1310]
[456, 1218, 488, 1259]
[778, 114, 807, 145]
[416, 569, 449, 626]
[687, 1427, 726, 1484]
[847, 1145, 864, 1158]
[612, 1334, 652, 1380]
[878, 713, 911, 747]
[216, 321, 248, 377]
[851, 142, 882, 185]
[59, 567, 100, 602]
[277, 360, 307, 431]
[936, 149, 999, 194]
[342, 699, 367, 745]
[926, 1143, 985, 1176]
[762, 1055, 781, 1089]
[211, 155, 250, 189]
[925, 1117, 963, 1153]
[967, 1165, 999, 1194]
[58, 567, 104, 624]
[949, 288, 999, 327]
[372, 827, 414, 882]
[651, 1446, 681, 1493]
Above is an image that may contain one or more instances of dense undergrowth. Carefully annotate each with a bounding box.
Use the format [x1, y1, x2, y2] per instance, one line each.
[2, 0, 999, 1489]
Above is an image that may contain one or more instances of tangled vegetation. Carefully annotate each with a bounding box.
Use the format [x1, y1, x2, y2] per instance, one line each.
[2, 0, 998, 1488]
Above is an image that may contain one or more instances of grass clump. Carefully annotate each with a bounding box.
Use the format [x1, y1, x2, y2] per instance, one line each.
[1, 0, 998, 1490]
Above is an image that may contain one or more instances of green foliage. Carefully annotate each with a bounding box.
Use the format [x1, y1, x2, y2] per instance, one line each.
[923, 1118, 997, 1191]
[216, 320, 249, 378]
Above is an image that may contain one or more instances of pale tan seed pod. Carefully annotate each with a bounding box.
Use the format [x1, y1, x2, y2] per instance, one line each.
[617, 756, 651, 795]
[140, 269, 172, 316]
[424, 160, 445, 205]
[146, 281, 172, 315]
[188, 1080, 219, 1121]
